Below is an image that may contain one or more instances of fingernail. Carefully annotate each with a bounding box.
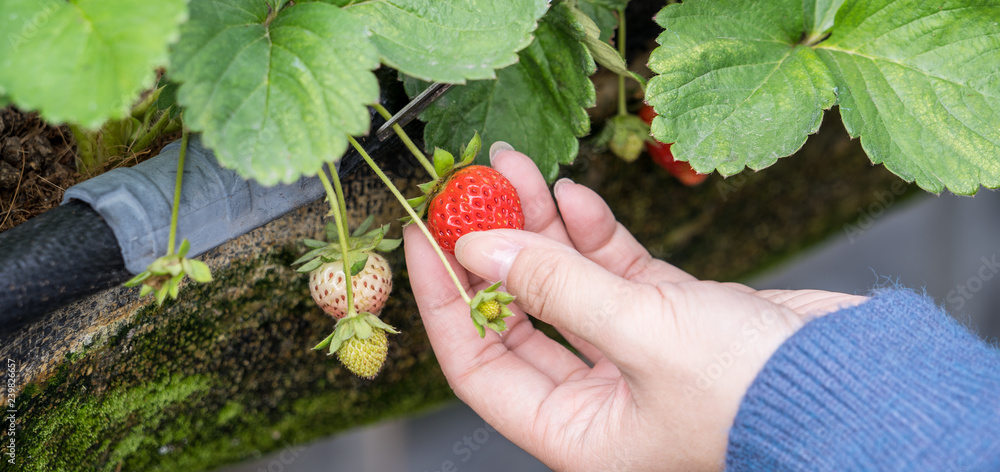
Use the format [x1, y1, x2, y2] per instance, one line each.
[553, 178, 574, 200]
[489, 141, 515, 165]
[455, 233, 522, 282]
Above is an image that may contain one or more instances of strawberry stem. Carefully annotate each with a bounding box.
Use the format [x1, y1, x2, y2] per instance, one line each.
[347, 136, 472, 305]
[373, 103, 438, 180]
[616, 8, 627, 118]
[166, 129, 189, 256]
[316, 167, 357, 316]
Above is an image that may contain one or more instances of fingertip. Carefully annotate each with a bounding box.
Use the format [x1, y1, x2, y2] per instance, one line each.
[489, 141, 515, 164]
[553, 177, 575, 200]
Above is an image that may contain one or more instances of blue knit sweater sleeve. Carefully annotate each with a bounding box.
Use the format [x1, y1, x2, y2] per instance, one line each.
[726, 289, 1000, 471]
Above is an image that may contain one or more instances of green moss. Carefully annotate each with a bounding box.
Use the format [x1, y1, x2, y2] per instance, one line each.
[15, 247, 453, 472]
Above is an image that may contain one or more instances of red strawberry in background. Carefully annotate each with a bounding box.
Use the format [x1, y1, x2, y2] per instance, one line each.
[426, 165, 525, 254]
[639, 104, 708, 186]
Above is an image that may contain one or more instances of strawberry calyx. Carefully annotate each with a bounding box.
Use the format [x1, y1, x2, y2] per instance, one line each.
[404, 132, 482, 223]
[469, 281, 516, 338]
[313, 311, 399, 355]
[292, 215, 401, 277]
[124, 238, 213, 305]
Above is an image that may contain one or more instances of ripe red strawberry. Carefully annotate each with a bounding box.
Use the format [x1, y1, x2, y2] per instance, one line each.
[337, 326, 389, 379]
[639, 104, 708, 186]
[426, 165, 525, 254]
[309, 253, 392, 319]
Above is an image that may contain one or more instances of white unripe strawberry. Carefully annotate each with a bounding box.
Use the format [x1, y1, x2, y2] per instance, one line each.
[309, 252, 392, 319]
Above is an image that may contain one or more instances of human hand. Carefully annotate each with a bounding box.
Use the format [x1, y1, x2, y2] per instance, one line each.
[403, 145, 867, 471]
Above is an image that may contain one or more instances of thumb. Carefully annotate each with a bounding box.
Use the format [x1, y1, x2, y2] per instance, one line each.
[455, 229, 650, 363]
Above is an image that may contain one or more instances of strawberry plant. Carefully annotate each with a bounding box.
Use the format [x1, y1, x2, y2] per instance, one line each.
[0, 0, 995, 190]
[644, 0, 1000, 195]
[1, 0, 997, 377]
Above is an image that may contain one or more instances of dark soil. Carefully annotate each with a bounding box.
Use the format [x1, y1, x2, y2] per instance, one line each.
[0, 106, 77, 232]
[0, 105, 182, 232]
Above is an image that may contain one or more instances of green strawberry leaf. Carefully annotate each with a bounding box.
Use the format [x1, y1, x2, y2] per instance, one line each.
[349, 254, 369, 277]
[170, 1, 380, 186]
[804, 0, 846, 38]
[295, 257, 326, 274]
[345, 0, 549, 83]
[813, 1, 1000, 194]
[292, 247, 328, 267]
[406, 195, 427, 208]
[0, 0, 187, 128]
[408, 3, 597, 182]
[432, 149, 455, 179]
[352, 318, 373, 340]
[168, 275, 182, 299]
[352, 215, 376, 237]
[313, 331, 337, 351]
[186, 259, 213, 284]
[327, 323, 356, 354]
[156, 81, 181, 114]
[460, 132, 482, 166]
[124, 271, 153, 287]
[362, 313, 399, 334]
[487, 319, 508, 334]
[646, 0, 836, 177]
[375, 238, 402, 253]
[648, 0, 1000, 194]
[303, 239, 329, 249]
[325, 222, 341, 243]
[470, 310, 487, 338]
[585, 0, 629, 9]
[570, 6, 630, 79]
[577, 0, 617, 43]
[155, 284, 170, 306]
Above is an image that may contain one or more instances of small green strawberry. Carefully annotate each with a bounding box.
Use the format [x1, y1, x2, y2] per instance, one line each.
[469, 281, 516, 337]
[315, 312, 399, 379]
[124, 239, 212, 305]
[337, 327, 388, 379]
[596, 114, 651, 163]
[479, 299, 502, 321]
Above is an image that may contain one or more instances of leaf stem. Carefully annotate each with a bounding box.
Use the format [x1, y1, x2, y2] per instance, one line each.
[317, 167, 356, 314]
[329, 162, 351, 242]
[69, 124, 100, 175]
[166, 129, 189, 256]
[617, 8, 627, 117]
[372, 103, 438, 180]
[348, 136, 471, 304]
